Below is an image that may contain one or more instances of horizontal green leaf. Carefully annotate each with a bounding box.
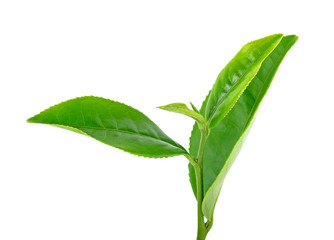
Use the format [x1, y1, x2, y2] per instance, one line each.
[205, 34, 283, 128]
[158, 103, 205, 124]
[189, 35, 298, 220]
[28, 96, 187, 158]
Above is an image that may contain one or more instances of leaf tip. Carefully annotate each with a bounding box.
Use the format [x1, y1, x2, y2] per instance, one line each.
[288, 34, 299, 42]
[157, 105, 166, 110]
[272, 33, 284, 39]
[26, 115, 38, 123]
[190, 101, 200, 113]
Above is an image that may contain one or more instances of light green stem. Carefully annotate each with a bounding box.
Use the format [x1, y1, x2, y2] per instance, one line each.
[185, 123, 213, 240]
[191, 124, 212, 240]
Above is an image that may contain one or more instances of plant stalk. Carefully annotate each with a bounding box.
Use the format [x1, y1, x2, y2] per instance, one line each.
[194, 124, 211, 240]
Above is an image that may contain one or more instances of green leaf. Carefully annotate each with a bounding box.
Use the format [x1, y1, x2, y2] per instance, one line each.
[27, 96, 187, 158]
[190, 102, 200, 114]
[189, 35, 298, 220]
[158, 103, 205, 125]
[205, 34, 283, 128]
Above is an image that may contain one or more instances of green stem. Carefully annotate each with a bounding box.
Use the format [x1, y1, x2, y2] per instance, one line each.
[195, 125, 212, 240]
[185, 123, 212, 240]
[194, 163, 207, 240]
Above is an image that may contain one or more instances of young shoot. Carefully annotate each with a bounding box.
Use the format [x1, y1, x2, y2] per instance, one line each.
[27, 34, 297, 240]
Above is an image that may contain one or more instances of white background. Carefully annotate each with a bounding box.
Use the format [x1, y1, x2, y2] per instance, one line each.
[1, 1, 333, 239]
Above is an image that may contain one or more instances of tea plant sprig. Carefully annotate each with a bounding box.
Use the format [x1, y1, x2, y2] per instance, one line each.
[27, 34, 297, 240]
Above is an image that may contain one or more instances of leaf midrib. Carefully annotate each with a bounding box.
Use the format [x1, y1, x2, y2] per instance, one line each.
[52, 123, 182, 149]
[208, 56, 262, 123]
[207, 39, 280, 124]
[241, 40, 292, 133]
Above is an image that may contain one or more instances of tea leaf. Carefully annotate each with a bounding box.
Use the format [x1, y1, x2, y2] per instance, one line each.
[28, 96, 187, 158]
[189, 35, 298, 220]
[158, 103, 205, 125]
[205, 34, 283, 128]
[190, 102, 200, 114]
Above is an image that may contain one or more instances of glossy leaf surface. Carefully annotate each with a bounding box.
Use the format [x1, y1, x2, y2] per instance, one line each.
[189, 35, 298, 220]
[28, 96, 187, 158]
[205, 34, 283, 128]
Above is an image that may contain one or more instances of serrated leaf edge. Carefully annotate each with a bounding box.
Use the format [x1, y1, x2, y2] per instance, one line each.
[28, 96, 187, 159]
[201, 35, 298, 220]
[207, 34, 283, 128]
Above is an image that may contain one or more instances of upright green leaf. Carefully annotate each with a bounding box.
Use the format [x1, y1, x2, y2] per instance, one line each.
[28, 96, 187, 158]
[189, 35, 298, 220]
[190, 102, 200, 114]
[205, 34, 283, 128]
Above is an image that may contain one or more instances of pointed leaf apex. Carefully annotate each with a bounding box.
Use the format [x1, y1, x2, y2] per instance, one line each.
[27, 96, 187, 158]
[190, 102, 200, 114]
